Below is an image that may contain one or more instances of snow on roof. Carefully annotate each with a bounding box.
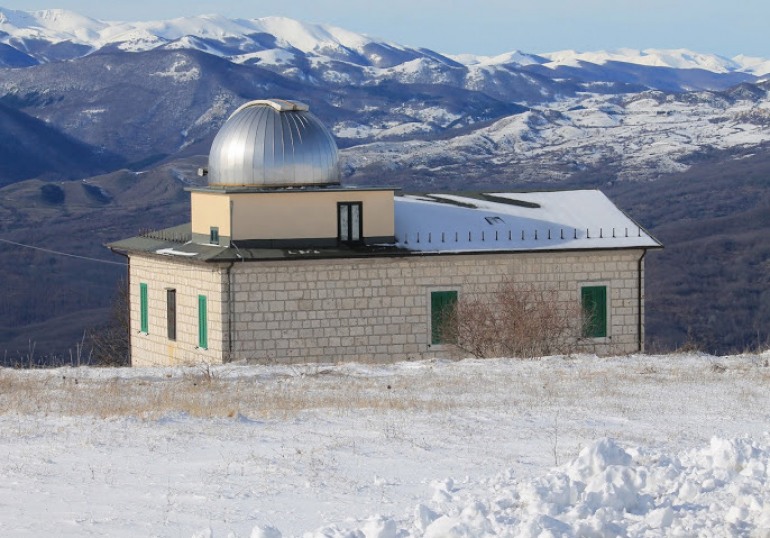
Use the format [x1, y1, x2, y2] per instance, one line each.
[394, 190, 660, 253]
[155, 247, 198, 257]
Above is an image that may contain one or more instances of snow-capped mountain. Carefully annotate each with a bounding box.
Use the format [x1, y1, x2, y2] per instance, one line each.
[1, 7, 769, 77]
[538, 48, 770, 77]
[0, 6, 769, 187]
[0, 8, 431, 68]
[345, 82, 770, 184]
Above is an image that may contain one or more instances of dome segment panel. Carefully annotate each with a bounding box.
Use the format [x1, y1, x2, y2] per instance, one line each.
[208, 99, 339, 188]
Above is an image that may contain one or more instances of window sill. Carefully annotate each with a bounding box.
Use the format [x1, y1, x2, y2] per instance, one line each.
[581, 335, 611, 342]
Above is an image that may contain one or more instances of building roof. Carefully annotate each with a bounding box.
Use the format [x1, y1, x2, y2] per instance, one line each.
[207, 99, 340, 188]
[394, 190, 661, 252]
[107, 190, 660, 262]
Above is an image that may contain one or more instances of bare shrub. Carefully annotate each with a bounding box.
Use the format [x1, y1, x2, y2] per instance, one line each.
[441, 282, 578, 358]
[89, 278, 130, 366]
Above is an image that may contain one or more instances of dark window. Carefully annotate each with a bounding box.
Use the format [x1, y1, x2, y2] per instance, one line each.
[210, 226, 219, 245]
[198, 294, 208, 349]
[338, 202, 362, 243]
[581, 285, 608, 338]
[167, 289, 176, 341]
[139, 283, 148, 334]
[430, 290, 458, 345]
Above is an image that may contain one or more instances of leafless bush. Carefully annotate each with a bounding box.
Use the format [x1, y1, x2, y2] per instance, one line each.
[89, 278, 130, 366]
[441, 282, 578, 358]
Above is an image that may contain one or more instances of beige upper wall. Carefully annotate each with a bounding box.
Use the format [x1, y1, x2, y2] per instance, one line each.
[191, 189, 394, 242]
[191, 191, 232, 238]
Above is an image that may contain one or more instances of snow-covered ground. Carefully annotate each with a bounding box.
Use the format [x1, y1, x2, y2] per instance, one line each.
[1, 352, 769, 537]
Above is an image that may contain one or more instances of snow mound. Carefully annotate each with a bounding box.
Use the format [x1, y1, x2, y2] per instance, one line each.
[300, 436, 770, 537]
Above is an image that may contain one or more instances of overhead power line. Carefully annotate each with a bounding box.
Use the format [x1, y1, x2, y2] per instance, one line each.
[0, 237, 127, 266]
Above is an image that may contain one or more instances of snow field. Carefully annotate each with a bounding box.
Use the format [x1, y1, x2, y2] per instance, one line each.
[1, 353, 769, 536]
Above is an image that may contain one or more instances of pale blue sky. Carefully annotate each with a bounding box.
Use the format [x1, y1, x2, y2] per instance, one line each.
[2, 0, 767, 58]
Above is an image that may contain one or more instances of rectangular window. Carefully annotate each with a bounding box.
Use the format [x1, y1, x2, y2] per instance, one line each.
[198, 294, 208, 349]
[139, 283, 148, 334]
[430, 290, 458, 345]
[210, 226, 219, 245]
[167, 289, 176, 341]
[581, 285, 608, 338]
[338, 202, 362, 243]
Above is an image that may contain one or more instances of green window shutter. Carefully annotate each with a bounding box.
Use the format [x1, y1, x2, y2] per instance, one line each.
[581, 286, 607, 338]
[140, 283, 148, 334]
[431, 290, 458, 345]
[198, 294, 208, 349]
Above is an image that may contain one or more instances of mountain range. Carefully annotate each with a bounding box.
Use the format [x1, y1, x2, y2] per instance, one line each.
[0, 7, 769, 357]
[2, 8, 770, 76]
[1, 7, 769, 187]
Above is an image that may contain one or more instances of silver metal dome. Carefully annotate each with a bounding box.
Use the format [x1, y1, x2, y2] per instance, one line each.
[208, 99, 340, 188]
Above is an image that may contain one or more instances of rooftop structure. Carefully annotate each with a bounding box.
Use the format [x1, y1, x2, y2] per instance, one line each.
[206, 99, 339, 188]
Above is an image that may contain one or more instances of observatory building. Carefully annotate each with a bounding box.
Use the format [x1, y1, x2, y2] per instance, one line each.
[109, 99, 660, 366]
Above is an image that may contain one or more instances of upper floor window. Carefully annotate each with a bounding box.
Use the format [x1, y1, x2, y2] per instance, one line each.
[338, 202, 362, 243]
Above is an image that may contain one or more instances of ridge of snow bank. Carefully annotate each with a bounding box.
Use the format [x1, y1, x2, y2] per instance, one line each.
[281, 436, 770, 537]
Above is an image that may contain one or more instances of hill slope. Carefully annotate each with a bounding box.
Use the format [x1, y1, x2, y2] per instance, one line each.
[0, 101, 121, 184]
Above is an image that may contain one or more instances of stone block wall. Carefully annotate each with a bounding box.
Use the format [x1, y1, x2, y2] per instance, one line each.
[228, 249, 646, 364]
[129, 255, 227, 367]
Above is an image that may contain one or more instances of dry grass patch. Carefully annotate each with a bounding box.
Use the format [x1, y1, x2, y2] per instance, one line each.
[0, 368, 460, 420]
[1, 354, 768, 421]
